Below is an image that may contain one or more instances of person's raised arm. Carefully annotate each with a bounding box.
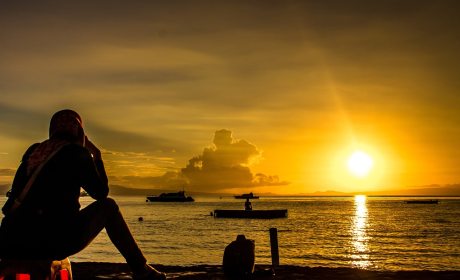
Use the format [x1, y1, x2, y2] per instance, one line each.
[81, 137, 108, 199]
[84, 136, 102, 161]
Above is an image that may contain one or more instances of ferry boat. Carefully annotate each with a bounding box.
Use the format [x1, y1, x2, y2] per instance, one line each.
[234, 192, 259, 199]
[146, 191, 194, 202]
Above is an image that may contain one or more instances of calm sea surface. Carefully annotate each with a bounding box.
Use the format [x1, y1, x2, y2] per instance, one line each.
[1, 196, 459, 271]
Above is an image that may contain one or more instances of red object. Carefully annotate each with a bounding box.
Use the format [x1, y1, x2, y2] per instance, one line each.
[16, 274, 30, 280]
[59, 270, 69, 280]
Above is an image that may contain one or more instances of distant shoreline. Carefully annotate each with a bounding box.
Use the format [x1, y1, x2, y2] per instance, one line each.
[99, 183, 460, 197]
[105, 194, 460, 197]
[71, 262, 460, 280]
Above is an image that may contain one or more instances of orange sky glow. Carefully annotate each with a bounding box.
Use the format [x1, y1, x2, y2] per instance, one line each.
[1, 1, 460, 195]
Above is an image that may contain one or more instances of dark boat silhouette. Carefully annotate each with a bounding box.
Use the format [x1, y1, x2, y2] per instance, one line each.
[234, 192, 259, 199]
[404, 199, 439, 204]
[214, 209, 287, 219]
[146, 191, 194, 202]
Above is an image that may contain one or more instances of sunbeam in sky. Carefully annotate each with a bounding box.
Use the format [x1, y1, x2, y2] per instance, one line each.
[1, 0, 460, 196]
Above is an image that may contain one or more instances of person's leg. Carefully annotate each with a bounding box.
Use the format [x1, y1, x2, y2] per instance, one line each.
[68, 197, 165, 278]
[75, 198, 146, 269]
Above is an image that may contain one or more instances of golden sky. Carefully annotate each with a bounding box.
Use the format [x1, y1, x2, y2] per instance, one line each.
[1, 1, 459, 194]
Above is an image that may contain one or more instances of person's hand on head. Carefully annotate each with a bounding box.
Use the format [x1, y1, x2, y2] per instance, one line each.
[84, 136, 102, 160]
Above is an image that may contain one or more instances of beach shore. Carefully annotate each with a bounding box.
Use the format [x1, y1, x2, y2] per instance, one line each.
[72, 262, 460, 280]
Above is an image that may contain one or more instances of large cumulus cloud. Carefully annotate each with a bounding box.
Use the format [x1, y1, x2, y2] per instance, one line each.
[180, 129, 289, 192]
[106, 129, 289, 193]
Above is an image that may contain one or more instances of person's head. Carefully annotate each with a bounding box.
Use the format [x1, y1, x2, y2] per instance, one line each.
[49, 109, 85, 145]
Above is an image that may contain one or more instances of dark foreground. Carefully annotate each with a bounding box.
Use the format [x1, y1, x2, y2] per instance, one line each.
[72, 262, 460, 280]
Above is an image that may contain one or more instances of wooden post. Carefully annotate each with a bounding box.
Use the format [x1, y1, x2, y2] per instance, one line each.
[269, 228, 279, 266]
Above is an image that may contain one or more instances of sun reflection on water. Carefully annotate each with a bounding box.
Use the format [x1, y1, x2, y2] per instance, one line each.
[349, 195, 372, 268]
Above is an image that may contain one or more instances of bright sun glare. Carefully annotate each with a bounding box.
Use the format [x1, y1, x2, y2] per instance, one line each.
[347, 151, 374, 177]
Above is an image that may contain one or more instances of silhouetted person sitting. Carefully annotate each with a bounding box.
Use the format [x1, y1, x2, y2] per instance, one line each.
[245, 198, 253, 211]
[0, 110, 166, 280]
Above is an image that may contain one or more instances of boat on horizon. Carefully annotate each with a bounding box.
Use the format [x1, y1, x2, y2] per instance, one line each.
[146, 191, 195, 202]
[404, 199, 439, 204]
[234, 192, 259, 199]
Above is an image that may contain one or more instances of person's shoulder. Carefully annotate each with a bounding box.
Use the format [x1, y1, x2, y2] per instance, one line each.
[25, 143, 40, 154]
[21, 143, 40, 161]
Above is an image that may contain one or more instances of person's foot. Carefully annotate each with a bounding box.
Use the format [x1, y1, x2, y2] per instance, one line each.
[133, 264, 167, 280]
[140, 270, 166, 280]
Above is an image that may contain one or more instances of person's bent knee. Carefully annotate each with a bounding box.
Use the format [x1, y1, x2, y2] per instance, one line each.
[97, 197, 119, 213]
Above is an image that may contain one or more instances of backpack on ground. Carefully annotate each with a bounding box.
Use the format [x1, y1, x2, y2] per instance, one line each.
[222, 235, 255, 277]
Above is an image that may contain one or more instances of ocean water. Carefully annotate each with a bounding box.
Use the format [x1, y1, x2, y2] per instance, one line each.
[1, 196, 459, 271]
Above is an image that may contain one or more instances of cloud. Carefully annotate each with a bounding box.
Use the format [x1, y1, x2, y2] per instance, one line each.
[180, 129, 289, 192]
[101, 149, 175, 163]
[0, 169, 15, 185]
[101, 149, 146, 157]
[109, 171, 185, 189]
[0, 103, 50, 140]
[0, 184, 11, 195]
[253, 173, 290, 187]
[0, 168, 16, 176]
[84, 121, 179, 154]
[0, 103, 181, 155]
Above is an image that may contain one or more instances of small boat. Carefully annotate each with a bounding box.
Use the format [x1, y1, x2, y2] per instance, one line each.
[234, 192, 259, 199]
[214, 209, 287, 219]
[404, 199, 439, 204]
[146, 191, 194, 202]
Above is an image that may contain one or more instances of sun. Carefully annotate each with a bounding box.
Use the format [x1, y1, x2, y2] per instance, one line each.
[332, 147, 383, 189]
[347, 151, 374, 177]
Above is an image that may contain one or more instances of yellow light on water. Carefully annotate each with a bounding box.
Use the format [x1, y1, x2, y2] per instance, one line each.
[349, 195, 371, 268]
[355, 194, 366, 203]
